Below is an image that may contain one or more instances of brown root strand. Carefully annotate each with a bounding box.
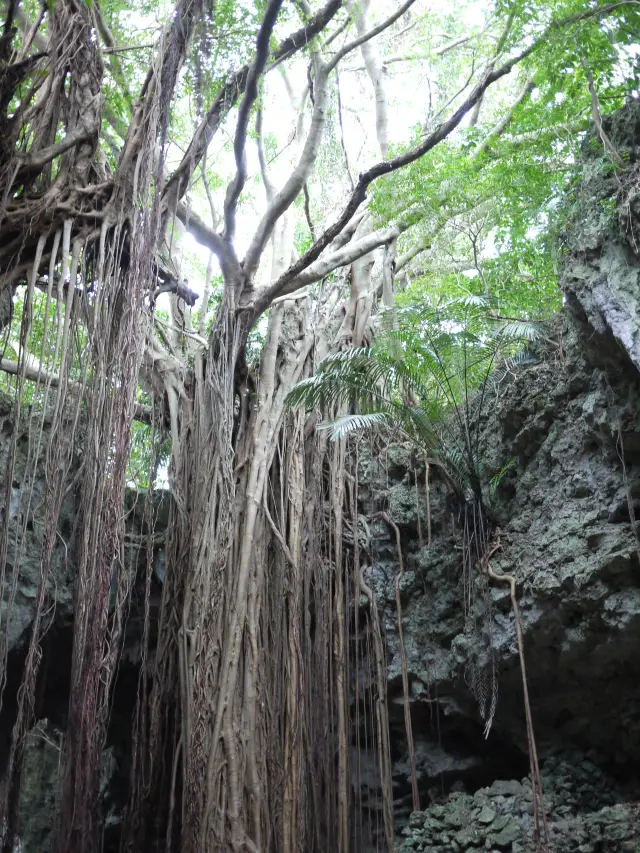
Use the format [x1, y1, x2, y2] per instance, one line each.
[382, 511, 420, 813]
[483, 536, 549, 849]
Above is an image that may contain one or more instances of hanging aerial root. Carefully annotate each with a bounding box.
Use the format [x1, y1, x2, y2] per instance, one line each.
[480, 531, 549, 848]
[0, 222, 101, 853]
[381, 512, 420, 813]
[359, 567, 395, 850]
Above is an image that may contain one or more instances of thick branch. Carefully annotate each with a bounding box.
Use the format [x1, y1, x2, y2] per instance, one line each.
[344, 0, 394, 157]
[434, 34, 470, 56]
[381, 237, 396, 307]
[255, 103, 275, 202]
[327, 209, 367, 251]
[115, 0, 202, 182]
[327, 0, 417, 73]
[243, 0, 416, 279]
[162, 0, 342, 209]
[162, 69, 248, 209]
[243, 52, 327, 278]
[93, 1, 133, 110]
[0, 359, 154, 424]
[270, 223, 401, 298]
[251, 66, 517, 313]
[176, 202, 230, 265]
[153, 276, 200, 308]
[223, 0, 285, 243]
[13, 3, 47, 58]
[18, 126, 91, 172]
[268, 0, 342, 69]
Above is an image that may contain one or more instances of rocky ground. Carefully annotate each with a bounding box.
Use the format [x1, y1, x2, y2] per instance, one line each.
[399, 753, 640, 853]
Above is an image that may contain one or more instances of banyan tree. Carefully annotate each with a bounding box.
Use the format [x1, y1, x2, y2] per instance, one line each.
[0, 0, 638, 850]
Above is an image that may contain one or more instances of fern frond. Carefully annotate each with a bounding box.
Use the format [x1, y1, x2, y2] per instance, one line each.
[287, 294, 543, 506]
[497, 320, 541, 341]
[452, 293, 491, 310]
[318, 412, 394, 441]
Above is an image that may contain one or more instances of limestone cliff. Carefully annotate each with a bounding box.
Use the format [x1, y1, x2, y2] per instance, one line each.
[363, 100, 640, 850]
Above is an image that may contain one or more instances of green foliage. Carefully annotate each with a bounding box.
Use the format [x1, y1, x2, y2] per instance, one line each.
[0, 286, 88, 400]
[371, 0, 640, 324]
[7, 0, 640, 492]
[489, 458, 514, 499]
[127, 420, 171, 488]
[287, 297, 540, 506]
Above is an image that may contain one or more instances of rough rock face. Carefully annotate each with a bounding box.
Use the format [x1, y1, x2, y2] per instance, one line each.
[561, 97, 640, 367]
[0, 393, 77, 656]
[358, 316, 640, 827]
[12, 720, 121, 852]
[356, 100, 640, 843]
[0, 393, 168, 850]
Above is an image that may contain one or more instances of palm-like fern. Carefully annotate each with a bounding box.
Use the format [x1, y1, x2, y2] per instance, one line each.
[286, 296, 539, 507]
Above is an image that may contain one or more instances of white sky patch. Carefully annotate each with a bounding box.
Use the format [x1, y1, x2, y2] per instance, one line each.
[483, 229, 498, 261]
[614, 43, 640, 93]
